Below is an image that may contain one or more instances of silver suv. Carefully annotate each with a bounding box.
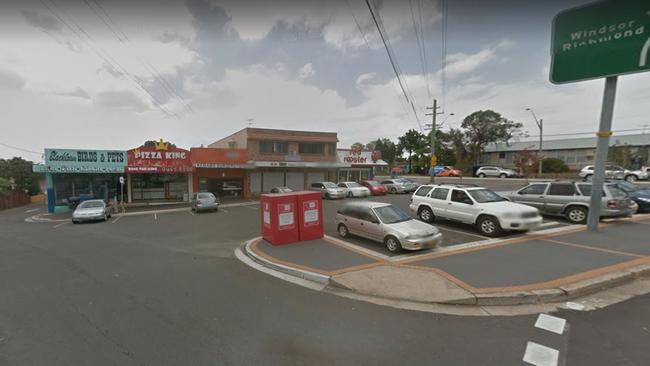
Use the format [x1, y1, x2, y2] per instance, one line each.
[476, 166, 519, 178]
[579, 165, 643, 182]
[502, 181, 636, 224]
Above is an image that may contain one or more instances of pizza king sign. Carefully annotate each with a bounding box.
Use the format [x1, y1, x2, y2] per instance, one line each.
[126, 140, 192, 173]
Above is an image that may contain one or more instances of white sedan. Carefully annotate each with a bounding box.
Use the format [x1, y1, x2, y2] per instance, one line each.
[338, 181, 371, 198]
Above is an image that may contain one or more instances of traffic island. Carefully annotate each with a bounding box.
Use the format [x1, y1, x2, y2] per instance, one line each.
[240, 215, 650, 310]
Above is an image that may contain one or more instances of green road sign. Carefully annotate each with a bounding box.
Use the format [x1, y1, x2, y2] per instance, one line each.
[551, 0, 650, 84]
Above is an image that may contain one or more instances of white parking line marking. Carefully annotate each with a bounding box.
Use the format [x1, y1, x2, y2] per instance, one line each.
[154, 213, 157, 220]
[110, 216, 123, 224]
[25, 208, 40, 213]
[53, 221, 70, 228]
[535, 314, 566, 335]
[189, 210, 195, 216]
[244, 205, 259, 210]
[523, 341, 559, 366]
[435, 225, 488, 239]
[220, 208, 229, 213]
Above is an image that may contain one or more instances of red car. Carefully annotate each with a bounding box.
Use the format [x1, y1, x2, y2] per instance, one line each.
[436, 166, 463, 177]
[360, 180, 388, 195]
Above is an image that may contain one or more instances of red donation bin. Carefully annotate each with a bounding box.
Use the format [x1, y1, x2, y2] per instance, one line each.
[260, 193, 300, 245]
[295, 191, 324, 241]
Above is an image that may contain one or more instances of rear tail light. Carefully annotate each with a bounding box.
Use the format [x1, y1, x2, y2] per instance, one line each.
[607, 200, 618, 208]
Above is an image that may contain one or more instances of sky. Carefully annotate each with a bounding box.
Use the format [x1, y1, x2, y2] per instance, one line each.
[1, 0, 649, 161]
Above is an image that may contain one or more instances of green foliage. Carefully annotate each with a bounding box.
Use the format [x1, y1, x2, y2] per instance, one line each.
[397, 129, 427, 173]
[0, 177, 8, 194]
[461, 110, 523, 164]
[607, 144, 634, 167]
[542, 158, 569, 173]
[350, 142, 365, 150]
[0, 157, 41, 195]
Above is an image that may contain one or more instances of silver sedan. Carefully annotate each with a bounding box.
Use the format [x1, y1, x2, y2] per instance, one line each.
[337, 182, 371, 198]
[72, 199, 112, 223]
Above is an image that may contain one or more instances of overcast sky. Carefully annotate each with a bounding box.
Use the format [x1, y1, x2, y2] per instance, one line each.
[1, 0, 649, 161]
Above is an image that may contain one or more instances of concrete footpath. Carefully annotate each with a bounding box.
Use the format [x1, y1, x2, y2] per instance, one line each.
[241, 215, 650, 309]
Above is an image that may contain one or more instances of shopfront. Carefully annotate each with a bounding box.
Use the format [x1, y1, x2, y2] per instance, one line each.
[36, 148, 127, 213]
[190, 147, 253, 199]
[248, 162, 344, 194]
[125, 141, 192, 202]
[337, 148, 389, 182]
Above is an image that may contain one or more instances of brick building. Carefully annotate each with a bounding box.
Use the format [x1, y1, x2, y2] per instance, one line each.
[209, 128, 349, 195]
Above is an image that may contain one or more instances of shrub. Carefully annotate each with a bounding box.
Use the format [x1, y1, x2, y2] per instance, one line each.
[542, 158, 569, 173]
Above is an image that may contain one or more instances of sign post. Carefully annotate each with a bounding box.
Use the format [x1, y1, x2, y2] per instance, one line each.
[551, 0, 650, 231]
[119, 176, 125, 204]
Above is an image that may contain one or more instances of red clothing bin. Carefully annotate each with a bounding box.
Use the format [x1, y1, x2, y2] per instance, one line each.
[260, 193, 299, 245]
[295, 191, 324, 241]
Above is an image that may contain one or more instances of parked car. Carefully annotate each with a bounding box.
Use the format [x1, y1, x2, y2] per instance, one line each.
[270, 186, 293, 193]
[310, 182, 347, 199]
[338, 181, 371, 198]
[399, 178, 421, 191]
[475, 166, 519, 178]
[436, 166, 463, 177]
[381, 178, 418, 194]
[409, 184, 542, 237]
[579, 165, 644, 182]
[501, 181, 635, 224]
[72, 199, 112, 223]
[336, 201, 443, 253]
[360, 180, 388, 196]
[191, 192, 219, 212]
[605, 180, 650, 213]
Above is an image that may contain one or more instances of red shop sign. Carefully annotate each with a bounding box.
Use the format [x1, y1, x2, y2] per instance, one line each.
[126, 142, 192, 173]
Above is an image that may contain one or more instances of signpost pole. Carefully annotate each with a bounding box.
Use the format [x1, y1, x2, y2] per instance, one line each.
[587, 76, 618, 231]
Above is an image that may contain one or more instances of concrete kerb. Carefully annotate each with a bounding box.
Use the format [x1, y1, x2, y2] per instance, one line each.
[242, 237, 330, 285]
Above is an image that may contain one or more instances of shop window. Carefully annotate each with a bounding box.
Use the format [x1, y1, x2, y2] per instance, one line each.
[259, 141, 288, 154]
[298, 143, 324, 154]
[498, 152, 506, 159]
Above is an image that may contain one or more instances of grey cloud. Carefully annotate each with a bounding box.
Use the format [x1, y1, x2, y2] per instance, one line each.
[186, 0, 238, 40]
[0, 68, 25, 90]
[154, 32, 191, 46]
[98, 64, 124, 79]
[53, 87, 91, 100]
[21, 10, 62, 33]
[96, 90, 148, 112]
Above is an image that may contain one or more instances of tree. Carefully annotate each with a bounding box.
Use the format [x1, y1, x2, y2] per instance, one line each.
[542, 158, 569, 173]
[397, 129, 426, 173]
[371, 138, 397, 165]
[461, 110, 523, 164]
[0, 157, 41, 195]
[350, 142, 365, 150]
[0, 177, 8, 194]
[513, 149, 541, 177]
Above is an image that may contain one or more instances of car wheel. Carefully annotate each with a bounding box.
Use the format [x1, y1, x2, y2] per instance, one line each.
[625, 174, 638, 182]
[72, 220, 78, 224]
[347, 191, 353, 198]
[584, 174, 593, 182]
[418, 206, 435, 223]
[325, 192, 330, 200]
[478, 173, 486, 178]
[384, 236, 402, 253]
[477, 216, 502, 237]
[390, 187, 397, 194]
[565, 206, 588, 224]
[103, 214, 108, 221]
[499, 173, 507, 178]
[338, 224, 349, 238]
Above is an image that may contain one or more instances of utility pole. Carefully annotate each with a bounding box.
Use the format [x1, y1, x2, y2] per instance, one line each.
[525, 108, 544, 177]
[425, 99, 443, 183]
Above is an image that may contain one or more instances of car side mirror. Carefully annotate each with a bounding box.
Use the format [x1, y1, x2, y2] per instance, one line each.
[464, 199, 473, 205]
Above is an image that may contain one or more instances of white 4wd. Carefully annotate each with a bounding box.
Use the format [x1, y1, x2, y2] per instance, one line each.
[409, 184, 542, 237]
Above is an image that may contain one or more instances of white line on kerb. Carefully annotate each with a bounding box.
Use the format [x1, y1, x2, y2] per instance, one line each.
[523, 341, 559, 366]
[535, 313, 566, 335]
[25, 208, 40, 213]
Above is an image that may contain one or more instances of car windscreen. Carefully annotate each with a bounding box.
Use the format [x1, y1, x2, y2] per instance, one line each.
[347, 182, 362, 187]
[79, 201, 103, 208]
[373, 205, 411, 224]
[366, 181, 380, 186]
[323, 182, 338, 188]
[198, 193, 214, 199]
[613, 181, 638, 193]
[607, 186, 627, 199]
[468, 189, 506, 203]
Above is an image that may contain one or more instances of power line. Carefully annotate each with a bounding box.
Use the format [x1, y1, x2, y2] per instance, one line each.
[0, 142, 43, 156]
[38, 0, 179, 118]
[409, 0, 429, 99]
[343, 0, 372, 50]
[364, 0, 423, 131]
[521, 128, 650, 138]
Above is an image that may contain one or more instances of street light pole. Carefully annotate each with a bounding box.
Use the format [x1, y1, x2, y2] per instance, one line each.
[425, 99, 438, 183]
[526, 108, 543, 177]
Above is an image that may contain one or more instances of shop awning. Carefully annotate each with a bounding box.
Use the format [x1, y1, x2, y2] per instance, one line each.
[253, 161, 351, 168]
